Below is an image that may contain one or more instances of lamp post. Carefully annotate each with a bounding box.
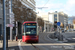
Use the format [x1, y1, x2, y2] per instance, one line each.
[3, 0, 6, 50]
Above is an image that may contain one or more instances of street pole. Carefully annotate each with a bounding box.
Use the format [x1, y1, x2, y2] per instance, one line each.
[44, 21, 46, 32]
[9, 0, 12, 40]
[3, 0, 6, 50]
[16, 21, 18, 41]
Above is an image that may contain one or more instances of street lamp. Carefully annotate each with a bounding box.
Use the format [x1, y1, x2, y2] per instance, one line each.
[3, 0, 6, 50]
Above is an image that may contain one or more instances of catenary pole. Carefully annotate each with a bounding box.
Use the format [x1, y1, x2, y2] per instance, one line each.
[3, 0, 6, 50]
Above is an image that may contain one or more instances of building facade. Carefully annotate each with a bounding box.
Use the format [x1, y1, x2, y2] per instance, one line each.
[16, 0, 36, 38]
[37, 12, 53, 32]
[48, 11, 68, 30]
[0, 0, 36, 40]
[68, 17, 75, 30]
[0, 2, 3, 37]
[21, 0, 36, 11]
[0, 1, 10, 39]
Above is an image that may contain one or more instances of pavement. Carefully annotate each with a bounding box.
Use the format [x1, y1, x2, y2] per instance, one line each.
[0, 39, 20, 50]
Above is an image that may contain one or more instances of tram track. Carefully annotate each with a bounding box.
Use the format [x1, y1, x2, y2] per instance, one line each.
[39, 33, 55, 43]
[18, 39, 40, 50]
[31, 43, 40, 50]
[29, 33, 51, 50]
[18, 32, 75, 50]
[18, 33, 51, 50]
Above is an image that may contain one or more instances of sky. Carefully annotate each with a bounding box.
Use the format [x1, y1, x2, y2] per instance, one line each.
[36, 0, 75, 16]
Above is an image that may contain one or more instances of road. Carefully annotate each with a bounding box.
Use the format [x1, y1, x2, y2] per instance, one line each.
[62, 32, 75, 43]
[18, 32, 75, 50]
[0, 32, 75, 50]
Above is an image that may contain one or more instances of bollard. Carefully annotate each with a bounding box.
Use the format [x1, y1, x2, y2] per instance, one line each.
[16, 36, 18, 41]
[58, 35, 63, 41]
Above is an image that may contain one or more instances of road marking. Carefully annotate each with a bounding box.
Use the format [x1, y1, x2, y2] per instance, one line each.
[47, 34, 57, 41]
[18, 40, 23, 50]
[50, 45, 62, 48]
[47, 33, 72, 45]
[63, 45, 74, 49]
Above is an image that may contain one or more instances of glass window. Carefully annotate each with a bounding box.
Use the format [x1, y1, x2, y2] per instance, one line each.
[25, 26, 36, 35]
[54, 14, 57, 17]
[54, 19, 57, 21]
[54, 14, 57, 21]
[24, 23, 37, 35]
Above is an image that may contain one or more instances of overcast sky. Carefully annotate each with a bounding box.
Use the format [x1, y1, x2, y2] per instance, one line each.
[36, 0, 75, 16]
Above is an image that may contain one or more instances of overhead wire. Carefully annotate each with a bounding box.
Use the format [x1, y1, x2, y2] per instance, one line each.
[36, 0, 49, 9]
[43, 0, 49, 7]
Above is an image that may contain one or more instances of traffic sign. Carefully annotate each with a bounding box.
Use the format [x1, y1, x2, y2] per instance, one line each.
[57, 22, 61, 26]
[6, 24, 14, 27]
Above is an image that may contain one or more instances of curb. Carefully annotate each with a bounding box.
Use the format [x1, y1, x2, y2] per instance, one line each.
[47, 34, 68, 43]
[47, 34, 60, 43]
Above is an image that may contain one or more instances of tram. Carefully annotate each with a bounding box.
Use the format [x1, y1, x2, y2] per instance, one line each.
[22, 21, 39, 43]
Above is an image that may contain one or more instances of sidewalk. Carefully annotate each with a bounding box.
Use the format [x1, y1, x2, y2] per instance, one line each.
[0, 39, 21, 50]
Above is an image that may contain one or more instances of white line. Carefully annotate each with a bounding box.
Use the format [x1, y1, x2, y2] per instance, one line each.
[18, 40, 23, 50]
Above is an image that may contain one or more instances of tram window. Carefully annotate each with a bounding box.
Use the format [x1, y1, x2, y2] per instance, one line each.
[25, 28, 36, 35]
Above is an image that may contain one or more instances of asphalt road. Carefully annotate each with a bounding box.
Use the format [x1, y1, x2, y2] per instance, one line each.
[18, 32, 75, 50]
[62, 32, 75, 43]
[1, 32, 75, 50]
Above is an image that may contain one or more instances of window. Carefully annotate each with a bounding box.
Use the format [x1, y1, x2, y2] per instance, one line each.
[24, 23, 37, 35]
[54, 14, 57, 17]
[54, 14, 57, 21]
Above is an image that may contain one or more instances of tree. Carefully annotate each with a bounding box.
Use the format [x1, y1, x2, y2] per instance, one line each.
[12, 0, 36, 23]
[0, 0, 36, 23]
[37, 17, 44, 27]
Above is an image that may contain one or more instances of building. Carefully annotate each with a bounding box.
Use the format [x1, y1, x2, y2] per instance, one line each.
[21, 0, 36, 11]
[73, 20, 75, 29]
[0, 0, 36, 40]
[0, 2, 3, 37]
[12, 0, 36, 39]
[0, 1, 10, 38]
[37, 12, 53, 32]
[68, 17, 75, 30]
[48, 11, 68, 30]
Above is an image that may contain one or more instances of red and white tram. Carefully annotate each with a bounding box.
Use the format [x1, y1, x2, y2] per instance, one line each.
[22, 21, 39, 43]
